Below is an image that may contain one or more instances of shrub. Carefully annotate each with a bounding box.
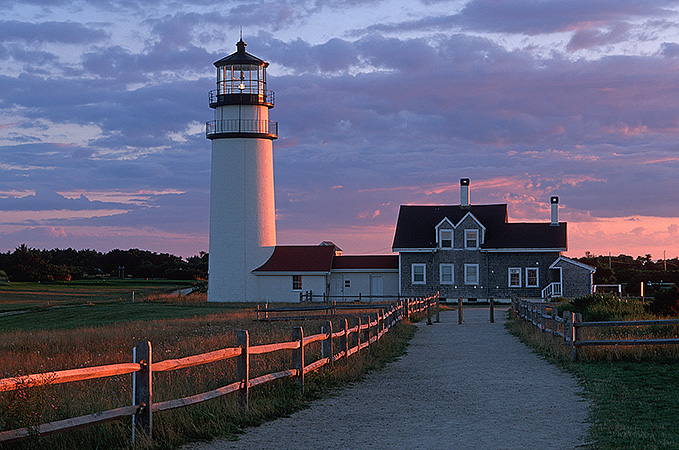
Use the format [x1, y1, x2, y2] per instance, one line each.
[648, 286, 679, 317]
[557, 294, 649, 321]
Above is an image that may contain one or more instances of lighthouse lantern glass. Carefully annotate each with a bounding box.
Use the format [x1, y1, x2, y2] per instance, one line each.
[218, 63, 266, 97]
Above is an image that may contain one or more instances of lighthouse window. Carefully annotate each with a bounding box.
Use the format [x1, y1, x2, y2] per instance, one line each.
[292, 275, 302, 291]
[217, 64, 265, 96]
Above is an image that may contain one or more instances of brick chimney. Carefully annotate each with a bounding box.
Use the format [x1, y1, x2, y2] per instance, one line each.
[460, 178, 470, 207]
[550, 196, 559, 226]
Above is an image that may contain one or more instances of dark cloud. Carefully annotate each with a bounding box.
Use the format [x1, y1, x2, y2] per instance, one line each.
[0, 20, 108, 44]
[0, 189, 137, 212]
[452, 0, 674, 35]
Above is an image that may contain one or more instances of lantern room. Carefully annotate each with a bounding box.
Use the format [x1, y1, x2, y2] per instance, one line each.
[209, 39, 274, 108]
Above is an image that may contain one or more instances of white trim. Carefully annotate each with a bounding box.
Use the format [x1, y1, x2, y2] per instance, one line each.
[482, 248, 566, 253]
[508, 267, 522, 288]
[392, 248, 435, 253]
[464, 264, 479, 285]
[526, 267, 539, 287]
[332, 269, 399, 273]
[398, 253, 403, 296]
[412, 263, 426, 284]
[550, 255, 596, 272]
[440, 263, 454, 285]
[435, 217, 455, 230]
[253, 271, 330, 276]
[456, 212, 486, 244]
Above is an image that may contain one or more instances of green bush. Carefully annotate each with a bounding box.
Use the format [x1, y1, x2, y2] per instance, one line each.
[648, 287, 679, 317]
[558, 294, 649, 321]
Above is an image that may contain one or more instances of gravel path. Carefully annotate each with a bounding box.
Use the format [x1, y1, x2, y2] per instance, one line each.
[184, 308, 590, 450]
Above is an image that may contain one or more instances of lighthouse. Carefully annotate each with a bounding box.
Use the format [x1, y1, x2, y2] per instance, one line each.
[206, 39, 277, 302]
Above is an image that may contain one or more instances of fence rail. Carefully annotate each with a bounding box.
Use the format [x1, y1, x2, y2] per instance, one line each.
[0, 295, 438, 445]
[511, 298, 679, 361]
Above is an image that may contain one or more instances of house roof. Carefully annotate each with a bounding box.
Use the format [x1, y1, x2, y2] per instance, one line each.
[253, 246, 335, 272]
[550, 255, 596, 272]
[332, 255, 398, 270]
[392, 204, 567, 250]
[392, 204, 508, 249]
[486, 222, 567, 249]
[253, 246, 397, 273]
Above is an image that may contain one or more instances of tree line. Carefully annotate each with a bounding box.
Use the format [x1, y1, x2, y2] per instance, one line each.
[0, 245, 208, 282]
[577, 253, 679, 296]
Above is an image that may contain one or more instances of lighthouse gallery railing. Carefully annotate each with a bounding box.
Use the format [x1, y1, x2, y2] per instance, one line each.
[206, 119, 278, 137]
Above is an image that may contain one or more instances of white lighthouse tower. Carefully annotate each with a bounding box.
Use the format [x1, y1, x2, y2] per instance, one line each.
[206, 39, 277, 302]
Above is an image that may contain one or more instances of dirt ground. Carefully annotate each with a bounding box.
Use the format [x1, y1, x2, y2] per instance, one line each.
[184, 308, 590, 450]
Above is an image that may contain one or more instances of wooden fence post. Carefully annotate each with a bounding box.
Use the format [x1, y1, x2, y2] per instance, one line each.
[436, 297, 440, 323]
[237, 330, 249, 410]
[564, 311, 575, 360]
[356, 316, 362, 355]
[458, 298, 463, 324]
[379, 309, 385, 337]
[341, 318, 349, 363]
[133, 340, 152, 441]
[322, 321, 333, 369]
[489, 298, 495, 323]
[292, 327, 305, 393]
[573, 313, 582, 362]
[427, 298, 432, 325]
[363, 315, 371, 350]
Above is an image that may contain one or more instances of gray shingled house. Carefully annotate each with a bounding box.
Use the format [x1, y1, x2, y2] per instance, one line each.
[391, 178, 595, 303]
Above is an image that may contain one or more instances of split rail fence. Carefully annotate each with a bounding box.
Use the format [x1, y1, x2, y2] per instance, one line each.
[512, 298, 679, 361]
[0, 295, 438, 445]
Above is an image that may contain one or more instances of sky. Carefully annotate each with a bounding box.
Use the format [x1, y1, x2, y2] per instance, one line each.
[1, 0, 678, 261]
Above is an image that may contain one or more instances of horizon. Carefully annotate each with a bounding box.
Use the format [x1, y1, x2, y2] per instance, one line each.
[1, 1, 678, 260]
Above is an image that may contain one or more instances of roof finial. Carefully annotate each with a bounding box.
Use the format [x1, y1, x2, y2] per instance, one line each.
[240, 26, 243, 40]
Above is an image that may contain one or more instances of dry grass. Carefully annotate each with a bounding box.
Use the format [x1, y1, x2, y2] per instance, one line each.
[0, 302, 417, 450]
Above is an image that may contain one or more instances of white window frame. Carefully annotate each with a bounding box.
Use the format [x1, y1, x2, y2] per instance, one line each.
[526, 267, 539, 288]
[464, 264, 479, 285]
[439, 229, 453, 249]
[508, 268, 522, 288]
[412, 263, 426, 285]
[440, 263, 454, 285]
[465, 229, 479, 249]
[292, 275, 302, 291]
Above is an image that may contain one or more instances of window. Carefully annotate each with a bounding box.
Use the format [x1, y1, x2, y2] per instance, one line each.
[412, 264, 426, 284]
[439, 229, 453, 248]
[509, 268, 521, 287]
[526, 268, 539, 287]
[465, 229, 479, 249]
[292, 275, 302, 291]
[345, 279, 351, 288]
[440, 264, 454, 285]
[464, 264, 479, 285]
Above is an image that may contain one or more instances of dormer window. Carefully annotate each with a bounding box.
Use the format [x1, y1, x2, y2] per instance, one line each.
[465, 229, 479, 249]
[439, 229, 453, 248]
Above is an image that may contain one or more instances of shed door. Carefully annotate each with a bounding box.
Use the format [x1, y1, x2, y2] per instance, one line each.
[330, 274, 344, 300]
[370, 275, 383, 301]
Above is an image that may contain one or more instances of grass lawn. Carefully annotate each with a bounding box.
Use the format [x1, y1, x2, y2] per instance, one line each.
[506, 315, 679, 450]
[0, 279, 199, 312]
[0, 301, 243, 331]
